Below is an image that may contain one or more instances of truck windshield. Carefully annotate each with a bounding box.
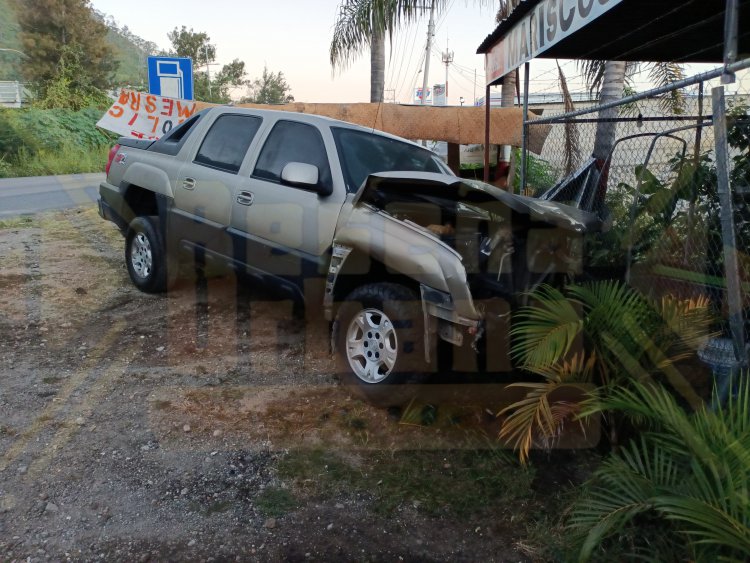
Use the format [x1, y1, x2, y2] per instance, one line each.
[332, 127, 451, 193]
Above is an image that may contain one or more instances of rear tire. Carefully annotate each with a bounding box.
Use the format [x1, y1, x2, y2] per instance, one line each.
[335, 283, 428, 407]
[125, 216, 177, 293]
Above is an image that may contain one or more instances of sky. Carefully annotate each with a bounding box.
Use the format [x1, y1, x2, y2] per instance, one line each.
[89, 0, 510, 105]
[89, 0, 729, 106]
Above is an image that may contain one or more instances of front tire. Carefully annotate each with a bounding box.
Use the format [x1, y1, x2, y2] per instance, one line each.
[125, 216, 176, 293]
[335, 283, 427, 407]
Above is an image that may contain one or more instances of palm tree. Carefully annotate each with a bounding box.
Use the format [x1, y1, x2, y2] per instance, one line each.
[569, 380, 750, 561]
[579, 60, 687, 206]
[500, 280, 714, 462]
[330, 1, 495, 103]
[330, 0, 438, 103]
[495, 1, 520, 109]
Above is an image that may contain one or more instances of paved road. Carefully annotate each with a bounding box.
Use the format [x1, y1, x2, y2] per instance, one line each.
[0, 173, 103, 218]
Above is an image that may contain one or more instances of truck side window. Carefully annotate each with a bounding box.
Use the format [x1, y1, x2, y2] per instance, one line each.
[148, 111, 205, 156]
[253, 120, 332, 192]
[194, 114, 262, 174]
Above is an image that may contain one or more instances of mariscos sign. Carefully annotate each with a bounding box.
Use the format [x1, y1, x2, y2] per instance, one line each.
[97, 89, 198, 140]
[485, 0, 623, 84]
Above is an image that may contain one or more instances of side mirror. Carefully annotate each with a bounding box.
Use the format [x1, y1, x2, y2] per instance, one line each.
[281, 162, 320, 190]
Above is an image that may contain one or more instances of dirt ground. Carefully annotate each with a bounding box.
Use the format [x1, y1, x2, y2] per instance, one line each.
[0, 207, 598, 562]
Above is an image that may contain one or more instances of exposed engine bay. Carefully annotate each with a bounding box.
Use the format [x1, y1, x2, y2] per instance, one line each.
[359, 175, 602, 309]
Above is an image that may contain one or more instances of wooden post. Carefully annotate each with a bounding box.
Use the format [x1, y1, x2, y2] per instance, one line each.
[447, 142, 460, 175]
[483, 84, 491, 182]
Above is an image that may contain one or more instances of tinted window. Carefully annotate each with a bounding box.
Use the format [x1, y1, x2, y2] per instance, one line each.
[253, 121, 332, 191]
[148, 110, 205, 156]
[195, 114, 262, 174]
[332, 127, 445, 192]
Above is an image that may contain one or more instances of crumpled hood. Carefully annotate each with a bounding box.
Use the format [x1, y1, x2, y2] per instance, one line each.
[355, 171, 602, 234]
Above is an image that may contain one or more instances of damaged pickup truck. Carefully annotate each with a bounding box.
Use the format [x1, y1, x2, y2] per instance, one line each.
[98, 106, 602, 405]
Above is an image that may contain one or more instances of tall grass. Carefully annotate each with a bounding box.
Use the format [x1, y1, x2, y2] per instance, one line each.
[0, 144, 109, 178]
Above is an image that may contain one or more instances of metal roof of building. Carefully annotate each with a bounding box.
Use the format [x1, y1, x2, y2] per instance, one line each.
[477, 0, 750, 64]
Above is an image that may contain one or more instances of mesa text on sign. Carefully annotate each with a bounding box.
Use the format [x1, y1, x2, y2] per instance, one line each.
[485, 0, 623, 84]
[96, 89, 198, 140]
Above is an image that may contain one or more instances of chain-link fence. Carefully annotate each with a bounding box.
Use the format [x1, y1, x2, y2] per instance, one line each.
[523, 59, 750, 369]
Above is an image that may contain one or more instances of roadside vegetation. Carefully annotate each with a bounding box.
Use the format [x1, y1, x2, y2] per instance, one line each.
[0, 1, 295, 179]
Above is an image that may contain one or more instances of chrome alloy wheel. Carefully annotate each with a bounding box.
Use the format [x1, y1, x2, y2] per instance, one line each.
[345, 308, 399, 383]
[130, 232, 153, 279]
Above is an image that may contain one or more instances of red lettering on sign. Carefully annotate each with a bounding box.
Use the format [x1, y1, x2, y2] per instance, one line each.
[131, 131, 145, 139]
[118, 90, 129, 105]
[176, 102, 196, 119]
[161, 99, 174, 116]
[129, 92, 141, 112]
[108, 105, 124, 118]
[147, 115, 160, 133]
[145, 95, 157, 114]
[128, 112, 139, 126]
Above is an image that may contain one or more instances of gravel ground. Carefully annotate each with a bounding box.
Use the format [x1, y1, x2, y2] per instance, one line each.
[0, 207, 591, 562]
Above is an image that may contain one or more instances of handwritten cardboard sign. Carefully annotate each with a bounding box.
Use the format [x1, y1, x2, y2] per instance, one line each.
[97, 89, 198, 140]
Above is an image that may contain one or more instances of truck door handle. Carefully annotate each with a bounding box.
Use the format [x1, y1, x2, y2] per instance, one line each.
[236, 191, 254, 206]
[182, 177, 196, 190]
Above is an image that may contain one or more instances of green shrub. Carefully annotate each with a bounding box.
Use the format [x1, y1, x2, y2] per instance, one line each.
[568, 380, 750, 562]
[0, 107, 115, 161]
[1, 144, 109, 178]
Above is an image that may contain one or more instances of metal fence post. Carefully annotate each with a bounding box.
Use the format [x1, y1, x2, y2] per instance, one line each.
[520, 62, 530, 195]
[712, 85, 747, 367]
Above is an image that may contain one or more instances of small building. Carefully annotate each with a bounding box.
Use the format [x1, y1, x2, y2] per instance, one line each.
[0, 81, 31, 108]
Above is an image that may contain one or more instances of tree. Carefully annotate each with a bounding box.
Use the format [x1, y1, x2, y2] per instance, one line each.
[330, 0, 453, 103]
[495, 1, 520, 109]
[167, 27, 247, 104]
[242, 66, 294, 105]
[167, 26, 215, 65]
[14, 0, 117, 94]
[211, 58, 248, 104]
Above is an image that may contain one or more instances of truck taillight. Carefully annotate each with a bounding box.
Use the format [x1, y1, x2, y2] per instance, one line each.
[105, 144, 121, 177]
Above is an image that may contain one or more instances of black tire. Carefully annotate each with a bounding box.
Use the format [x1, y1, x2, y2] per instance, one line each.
[334, 283, 428, 407]
[125, 216, 177, 293]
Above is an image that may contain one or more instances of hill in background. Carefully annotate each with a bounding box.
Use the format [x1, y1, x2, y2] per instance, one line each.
[0, 1, 164, 88]
[0, 0, 23, 81]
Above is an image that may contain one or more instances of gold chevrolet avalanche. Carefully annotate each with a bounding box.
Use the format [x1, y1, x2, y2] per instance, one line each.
[99, 106, 601, 405]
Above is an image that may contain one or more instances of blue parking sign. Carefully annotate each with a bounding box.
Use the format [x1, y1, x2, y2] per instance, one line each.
[147, 57, 194, 100]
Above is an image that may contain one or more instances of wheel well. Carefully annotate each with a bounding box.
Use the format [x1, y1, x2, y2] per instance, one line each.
[331, 250, 421, 315]
[123, 184, 159, 220]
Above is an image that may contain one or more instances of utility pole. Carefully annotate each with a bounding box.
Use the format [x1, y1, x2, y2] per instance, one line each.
[473, 69, 477, 105]
[419, 0, 436, 106]
[441, 45, 453, 104]
[204, 44, 212, 99]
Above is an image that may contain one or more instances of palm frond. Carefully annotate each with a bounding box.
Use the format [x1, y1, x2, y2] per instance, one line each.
[495, 0, 520, 23]
[648, 62, 687, 115]
[578, 60, 638, 98]
[653, 294, 717, 358]
[499, 369, 592, 463]
[570, 437, 681, 561]
[329, 0, 449, 70]
[511, 284, 583, 368]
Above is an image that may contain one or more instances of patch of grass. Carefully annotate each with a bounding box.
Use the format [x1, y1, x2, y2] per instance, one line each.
[255, 487, 298, 518]
[279, 448, 535, 517]
[0, 216, 35, 230]
[0, 144, 109, 178]
[42, 376, 62, 385]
